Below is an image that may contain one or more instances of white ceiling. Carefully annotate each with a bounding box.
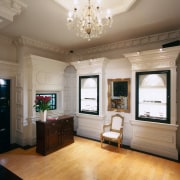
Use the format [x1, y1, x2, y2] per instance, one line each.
[54, 0, 136, 16]
[0, 0, 180, 51]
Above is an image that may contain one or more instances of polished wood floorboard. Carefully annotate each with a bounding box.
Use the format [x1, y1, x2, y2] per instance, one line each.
[0, 136, 179, 180]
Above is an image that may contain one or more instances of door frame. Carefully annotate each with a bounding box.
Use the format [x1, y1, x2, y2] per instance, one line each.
[0, 76, 16, 144]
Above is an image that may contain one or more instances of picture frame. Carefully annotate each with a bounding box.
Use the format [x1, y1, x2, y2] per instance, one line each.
[108, 78, 130, 113]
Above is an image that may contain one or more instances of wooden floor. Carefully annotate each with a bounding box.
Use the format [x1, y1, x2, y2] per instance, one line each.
[0, 136, 179, 180]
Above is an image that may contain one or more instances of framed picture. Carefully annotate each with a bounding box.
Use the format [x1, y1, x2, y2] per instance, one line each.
[136, 70, 170, 123]
[79, 75, 99, 115]
[108, 78, 130, 113]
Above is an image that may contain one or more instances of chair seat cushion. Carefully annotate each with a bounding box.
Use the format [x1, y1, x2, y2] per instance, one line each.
[102, 131, 120, 139]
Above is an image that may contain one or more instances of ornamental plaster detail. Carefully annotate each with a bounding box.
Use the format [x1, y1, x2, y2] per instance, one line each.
[10, 29, 180, 59]
[71, 58, 107, 75]
[76, 29, 180, 56]
[126, 46, 180, 160]
[13, 36, 66, 54]
[0, 0, 27, 28]
[125, 46, 180, 71]
[131, 61, 173, 71]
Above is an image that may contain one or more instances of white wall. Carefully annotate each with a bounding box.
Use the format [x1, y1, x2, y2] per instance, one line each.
[176, 57, 180, 151]
[64, 65, 77, 118]
[125, 47, 179, 160]
[105, 58, 133, 145]
[70, 47, 179, 160]
[71, 58, 106, 139]
[7, 48, 69, 146]
[22, 55, 68, 145]
[0, 32, 179, 159]
[0, 35, 16, 62]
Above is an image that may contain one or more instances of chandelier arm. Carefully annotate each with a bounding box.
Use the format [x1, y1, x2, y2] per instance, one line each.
[67, 0, 113, 41]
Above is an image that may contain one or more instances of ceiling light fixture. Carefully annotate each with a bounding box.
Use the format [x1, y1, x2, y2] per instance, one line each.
[67, 0, 112, 41]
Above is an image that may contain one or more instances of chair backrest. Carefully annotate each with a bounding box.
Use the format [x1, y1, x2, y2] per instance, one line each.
[110, 114, 124, 132]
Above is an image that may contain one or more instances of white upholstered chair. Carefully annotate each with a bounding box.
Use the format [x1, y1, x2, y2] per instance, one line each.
[100, 114, 124, 149]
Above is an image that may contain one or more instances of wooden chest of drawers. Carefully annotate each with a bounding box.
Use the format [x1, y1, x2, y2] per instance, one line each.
[36, 115, 74, 155]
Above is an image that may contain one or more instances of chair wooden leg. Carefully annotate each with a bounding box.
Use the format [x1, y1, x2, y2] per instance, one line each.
[118, 139, 120, 150]
[100, 135, 103, 148]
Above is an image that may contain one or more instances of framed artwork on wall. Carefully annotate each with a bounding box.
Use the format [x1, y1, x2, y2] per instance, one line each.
[108, 78, 130, 113]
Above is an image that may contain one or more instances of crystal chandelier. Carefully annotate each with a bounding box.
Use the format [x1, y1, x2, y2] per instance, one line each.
[67, 0, 113, 41]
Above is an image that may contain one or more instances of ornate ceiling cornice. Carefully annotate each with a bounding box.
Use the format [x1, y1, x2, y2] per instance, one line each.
[13, 36, 66, 54]
[125, 46, 180, 71]
[10, 29, 180, 61]
[76, 29, 180, 56]
[0, 0, 27, 28]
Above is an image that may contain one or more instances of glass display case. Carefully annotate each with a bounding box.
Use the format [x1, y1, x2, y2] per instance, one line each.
[79, 75, 99, 115]
[136, 70, 170, 123]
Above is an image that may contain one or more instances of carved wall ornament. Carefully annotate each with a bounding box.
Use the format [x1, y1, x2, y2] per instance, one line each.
[0, 0, 27, 28]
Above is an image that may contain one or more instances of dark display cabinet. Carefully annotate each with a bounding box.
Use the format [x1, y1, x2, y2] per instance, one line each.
[36, 115, 74, 155]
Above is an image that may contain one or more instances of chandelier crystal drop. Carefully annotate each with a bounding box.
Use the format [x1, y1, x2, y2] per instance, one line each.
[67, 0, 113, 41]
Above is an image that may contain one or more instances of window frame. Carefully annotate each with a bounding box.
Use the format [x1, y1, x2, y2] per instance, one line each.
[135, 70, 170, 124]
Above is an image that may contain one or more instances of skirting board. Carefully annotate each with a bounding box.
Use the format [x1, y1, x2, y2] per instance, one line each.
[131, 141, 178, 160]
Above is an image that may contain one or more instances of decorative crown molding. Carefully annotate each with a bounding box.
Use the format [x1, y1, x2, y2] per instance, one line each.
[76, 29, 180, 57]
[0, 0, 27, 28]
[125, 46, 180, 71]
[9, 29, 180, 61]
[13, 36, 66, 54]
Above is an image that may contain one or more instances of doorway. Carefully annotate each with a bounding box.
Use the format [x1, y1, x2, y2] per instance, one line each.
[0, 79, 10, 153]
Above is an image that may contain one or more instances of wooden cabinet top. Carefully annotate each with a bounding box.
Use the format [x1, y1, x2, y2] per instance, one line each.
[36, 115, 73, 124]
[57, 115, 73, 120]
